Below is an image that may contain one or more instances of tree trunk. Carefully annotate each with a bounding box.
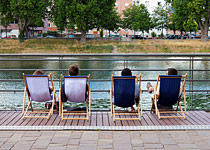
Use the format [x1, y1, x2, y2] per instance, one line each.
[201, 25, 209, 42]
[19, 29, 24, 43]
[5, 27, 7, 38]
[80, 30, 86, 43]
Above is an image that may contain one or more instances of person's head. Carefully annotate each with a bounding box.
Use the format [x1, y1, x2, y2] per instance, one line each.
[68, 64, 79, 76]
[33, 70, 44, 75]
[121, 68, 132, 76]
[167, 68, 178, 75]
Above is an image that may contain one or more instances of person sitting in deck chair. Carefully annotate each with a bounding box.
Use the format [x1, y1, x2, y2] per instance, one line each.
[121, 68, 140, 111]
[146, 68, 183, 110]
[61, 64, 88, 102]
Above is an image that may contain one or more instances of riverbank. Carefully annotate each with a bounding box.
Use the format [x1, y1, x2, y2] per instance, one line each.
[0, 39, 210, 53]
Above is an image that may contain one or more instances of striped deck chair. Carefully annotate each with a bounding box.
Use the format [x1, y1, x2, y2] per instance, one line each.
[22, 73, 57, 120]
[152, 74, 187, 119]
[59, 75, 91, 120]
[110, 75, 142, 121]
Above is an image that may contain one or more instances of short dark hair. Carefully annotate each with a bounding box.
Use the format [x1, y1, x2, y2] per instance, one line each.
[68, 64, 79, 76]
[167, 68, 177, 75]
[33, 70, 43, 75]
[121, 68, 132, 76]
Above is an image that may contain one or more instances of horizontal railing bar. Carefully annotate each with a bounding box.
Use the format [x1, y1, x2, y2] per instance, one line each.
[0, 79, 209, 82]
[0, 53, 210, 57]
[0, 69, 210, 71]
[0, 90, 209, 93]
[0, 58, 210, 61]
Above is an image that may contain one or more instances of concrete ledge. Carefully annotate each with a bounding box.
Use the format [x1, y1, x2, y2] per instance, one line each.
[1, 125, 210, 131]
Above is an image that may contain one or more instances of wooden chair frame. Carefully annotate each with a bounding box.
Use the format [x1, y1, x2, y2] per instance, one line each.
[22, 73, 57, 120]
[59, 74, 91, 121]
[151, 73, 187, 119]
[110, 74, 142, 121]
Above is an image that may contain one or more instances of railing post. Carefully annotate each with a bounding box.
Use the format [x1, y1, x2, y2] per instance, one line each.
[191, 57, 194, 110]
[189, 57, 192, 110]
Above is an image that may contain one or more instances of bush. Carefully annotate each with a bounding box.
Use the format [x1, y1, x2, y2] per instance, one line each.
[151, 32, 156, 38]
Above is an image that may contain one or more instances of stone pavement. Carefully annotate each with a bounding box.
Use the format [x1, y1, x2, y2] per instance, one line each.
[0, 130, 210, 150]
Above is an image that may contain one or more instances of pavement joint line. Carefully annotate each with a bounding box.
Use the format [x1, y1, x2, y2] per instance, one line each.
[0, 125, 210, 131]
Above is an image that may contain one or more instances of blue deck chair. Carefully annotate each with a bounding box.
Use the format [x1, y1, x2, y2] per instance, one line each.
[59, 74, 91, 120]
[110, 75, 142, 121]
[22, 73, 57, 120]
[152, 74, 187, 119]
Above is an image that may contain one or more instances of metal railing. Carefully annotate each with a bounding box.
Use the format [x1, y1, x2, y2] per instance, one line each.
[0, 53, 210, 110]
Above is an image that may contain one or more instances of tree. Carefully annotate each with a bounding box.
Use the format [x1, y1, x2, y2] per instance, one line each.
[168, 0, 210, 42]
[183, 19, 198, 38]
[123, 4, 152, 37]
[53, 0, 116, 43]
[188, 0, 210, 42]
[101, 8, 122, 37]
[152, 5, 169, 36]
[0, 0, 50, 42]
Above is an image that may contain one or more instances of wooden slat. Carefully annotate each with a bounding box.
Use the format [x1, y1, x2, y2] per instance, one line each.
[65, 115, 74, 126]
[7, 112, 23, 126]
[1, 112, 20, 126]
[143, 112, 155, 126]
[1, 111, 210, 127]
[188, 111, 209, 125]
[90, 112, 97, 126]
[96, 112, 103, 126]
[102, 112, 109, 126]
[0, 111, 16, 125]
[145, 111, 161, 126]
[193, 111, 210, 124]
[107, 112, 115, 126]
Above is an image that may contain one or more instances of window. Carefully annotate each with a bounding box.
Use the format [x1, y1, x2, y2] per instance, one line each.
[136, 1, 139, 4]
[48, 24, 51, 27]
[158, 2, 161, 5]
[125, 3, 129, 7]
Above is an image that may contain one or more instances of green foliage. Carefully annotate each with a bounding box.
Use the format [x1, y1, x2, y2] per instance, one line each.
[52, 0, 116, 43]
[123, 4, 152, 34]
[183, 19, 198, 33]
[152, 5, 169, 34]
[151, 32, 156, 37]
[0, 0, 50, 42]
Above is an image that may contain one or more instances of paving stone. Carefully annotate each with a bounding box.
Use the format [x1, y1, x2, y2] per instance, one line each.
[178, 143, 198, 149]
[69, 139, 80, 145]
[144, 144, 163, 149]
[0, 143, 15, 150]
[113, 132, 131, 144]
[195, 141, 210, 149]
[131, 138, 143, 147]
[70, 131, 83, 139]
[0, 138, 8, 142]
[78, 146, 97, 150]
[50, 136, 70, 145]
[141, 133, 160, 144]
[14, 141, 34, 146]
[160, 137, 176, 145]
[0, 132, 13, 138]
[133, 147, 144, 150]
[40, 131, 56, 136]
[163, 144, 180, 150]
[113, 143, 132, 150]
[66, 145, 79, 150]
[98, 139, 113, 149]
[24, 131, 41, 137]
[21, 136, 38, 141]
[129, 131, 140, 139]
[47, 144, 67, 150]
[81, 131, 98, 141]
[12, 145, 31, 150]
[99, 131, 113, 139]
[80, 140, 97, 144]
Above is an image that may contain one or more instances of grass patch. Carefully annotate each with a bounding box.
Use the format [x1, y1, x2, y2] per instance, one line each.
[0, 39, 210, 53]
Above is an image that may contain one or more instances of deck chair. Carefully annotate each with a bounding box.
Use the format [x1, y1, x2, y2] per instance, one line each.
[59, 74, 91, 120]
[152, 74, 187, 119]
[22, 73, 57, 120]
[110, 75, 142, 121]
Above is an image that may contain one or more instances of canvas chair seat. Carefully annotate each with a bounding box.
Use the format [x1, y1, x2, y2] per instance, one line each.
[59, 75, 91, 121]
[110, 75, 142, 121]
[22, 74, 57, 120]
[152, 74, 187, 119]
